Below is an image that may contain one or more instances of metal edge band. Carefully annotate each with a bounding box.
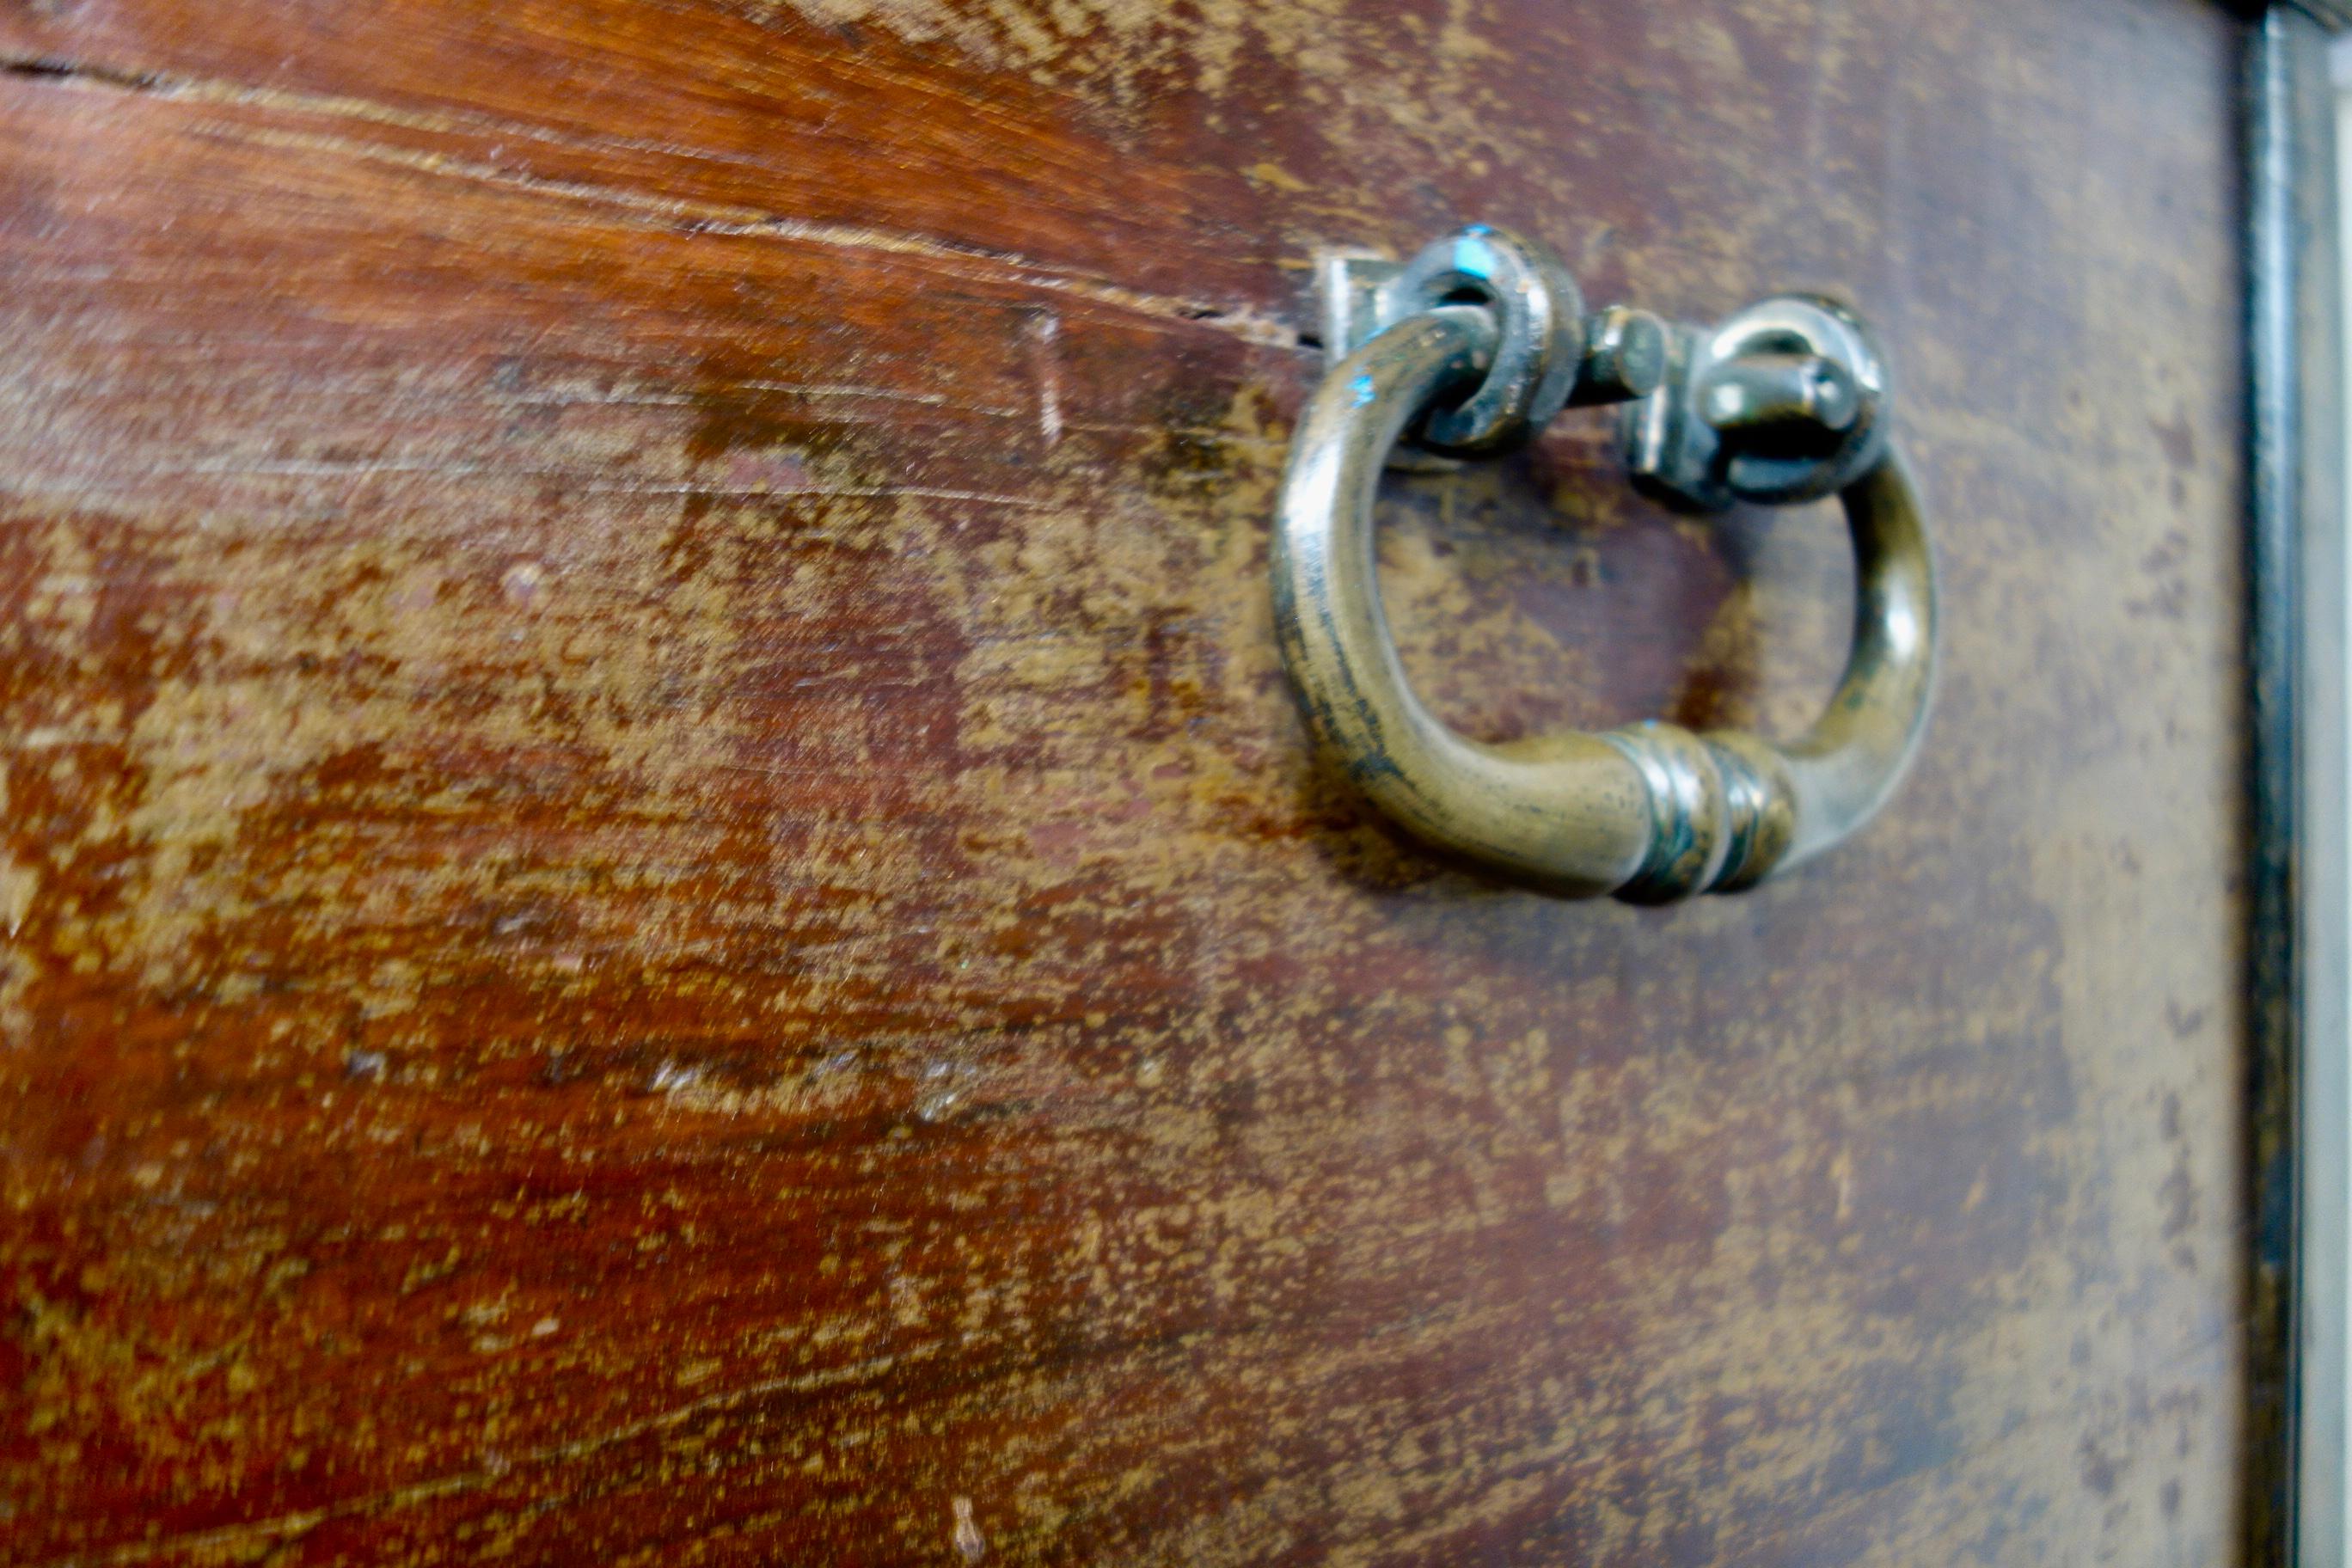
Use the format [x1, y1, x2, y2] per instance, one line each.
[2247, 12, 2351, 1565]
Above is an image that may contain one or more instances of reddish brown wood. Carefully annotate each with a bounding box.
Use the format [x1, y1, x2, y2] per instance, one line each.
[0, 2, 2251, 1562]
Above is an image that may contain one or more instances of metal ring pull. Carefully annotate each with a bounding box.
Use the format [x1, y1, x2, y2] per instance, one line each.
[1271, 227, 1936, 902]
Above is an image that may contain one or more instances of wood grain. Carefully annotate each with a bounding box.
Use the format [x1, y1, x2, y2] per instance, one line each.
[0, 1, 2251, 1562]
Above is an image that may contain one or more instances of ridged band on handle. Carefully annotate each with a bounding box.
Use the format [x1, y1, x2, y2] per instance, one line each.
[1269, 305, 1936, 902]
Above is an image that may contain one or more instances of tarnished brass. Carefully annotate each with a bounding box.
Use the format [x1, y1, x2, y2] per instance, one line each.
[1271, 232, 1936, 902]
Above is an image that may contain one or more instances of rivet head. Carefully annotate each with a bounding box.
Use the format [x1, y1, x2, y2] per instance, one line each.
[1568, 305, 1670, 407]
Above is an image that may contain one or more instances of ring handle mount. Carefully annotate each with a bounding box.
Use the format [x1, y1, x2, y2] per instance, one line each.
[1315, 233, 1671, 454]
[1274, 228, 1937, 903]
[1626, 294, 1892, 509]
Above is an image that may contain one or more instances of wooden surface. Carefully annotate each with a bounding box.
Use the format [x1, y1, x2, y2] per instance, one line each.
[0, 2, 2252, 1562]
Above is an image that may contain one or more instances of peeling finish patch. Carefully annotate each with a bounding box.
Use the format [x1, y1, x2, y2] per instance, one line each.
[760, 0, 1360, 100]
[953, 1493, 987, 1562]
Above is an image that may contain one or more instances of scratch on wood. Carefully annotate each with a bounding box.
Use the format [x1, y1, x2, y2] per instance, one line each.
[0, 52, 1300, 347]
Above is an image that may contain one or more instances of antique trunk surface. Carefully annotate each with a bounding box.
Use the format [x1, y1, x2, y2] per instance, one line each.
[0, 0, 2251, 1562]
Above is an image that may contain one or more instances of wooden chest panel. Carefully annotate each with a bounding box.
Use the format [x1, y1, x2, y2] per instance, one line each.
[0, 1, 2250, 1561]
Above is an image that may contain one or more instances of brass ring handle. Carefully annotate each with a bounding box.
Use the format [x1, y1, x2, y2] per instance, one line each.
[1271, 230, 1936, 902]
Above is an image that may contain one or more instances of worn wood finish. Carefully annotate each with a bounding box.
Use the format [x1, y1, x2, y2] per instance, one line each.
[0, 2, 2250, 1562]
